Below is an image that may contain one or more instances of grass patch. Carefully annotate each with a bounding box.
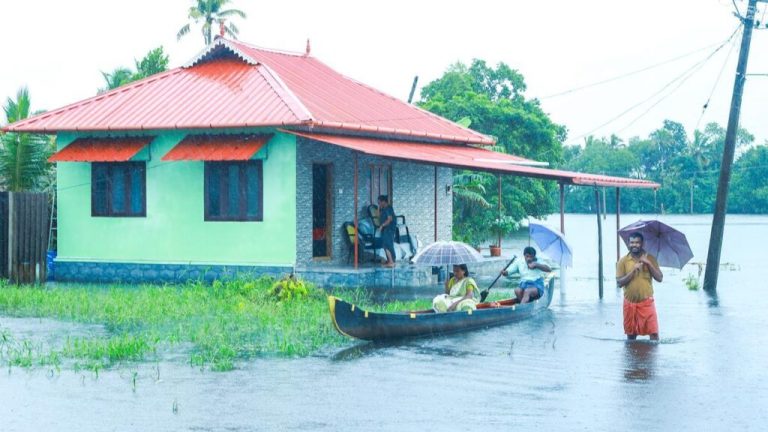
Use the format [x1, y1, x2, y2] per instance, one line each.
[0, 278, 429, 371]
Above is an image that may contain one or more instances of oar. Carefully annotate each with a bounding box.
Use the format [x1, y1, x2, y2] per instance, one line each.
[480, 255, 517, 302]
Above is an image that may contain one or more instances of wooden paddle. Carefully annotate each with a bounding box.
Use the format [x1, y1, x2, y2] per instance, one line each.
[479, 255, 517, 302]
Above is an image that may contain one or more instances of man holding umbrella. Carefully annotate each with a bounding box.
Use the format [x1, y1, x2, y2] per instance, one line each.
[616, 232, 664, 341]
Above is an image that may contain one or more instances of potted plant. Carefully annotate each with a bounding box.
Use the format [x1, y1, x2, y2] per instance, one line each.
[488, 215, 519, 257]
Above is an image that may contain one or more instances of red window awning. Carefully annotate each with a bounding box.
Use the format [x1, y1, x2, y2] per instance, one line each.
[283, 131, 659, 189]
[162, 134, 271, 161]
[48, 137, 153, 162]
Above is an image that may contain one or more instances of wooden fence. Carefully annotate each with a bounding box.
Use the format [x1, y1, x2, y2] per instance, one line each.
[0, 192, 50, 284]
[0, 193, 7, 278]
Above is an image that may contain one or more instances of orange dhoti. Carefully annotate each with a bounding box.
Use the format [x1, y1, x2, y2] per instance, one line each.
[623, 297, 659, 335]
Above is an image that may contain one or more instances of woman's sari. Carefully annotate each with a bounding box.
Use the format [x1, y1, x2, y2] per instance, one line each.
[432, 277, 479, 312]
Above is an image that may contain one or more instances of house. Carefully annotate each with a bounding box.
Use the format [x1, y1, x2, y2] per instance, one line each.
[4, 38, 657, 287]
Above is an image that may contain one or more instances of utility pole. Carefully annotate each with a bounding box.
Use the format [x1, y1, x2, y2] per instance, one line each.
[407, 76, 419, 104]
[703, 0, 761, 294]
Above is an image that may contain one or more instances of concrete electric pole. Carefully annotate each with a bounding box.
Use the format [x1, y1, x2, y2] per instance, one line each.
[703, 0, 762, 294]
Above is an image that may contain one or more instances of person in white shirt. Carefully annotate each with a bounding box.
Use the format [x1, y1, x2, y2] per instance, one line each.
[501, 246, 551, 304]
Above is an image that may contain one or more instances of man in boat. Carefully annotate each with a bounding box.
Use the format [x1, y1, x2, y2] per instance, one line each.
[616, 232, 663, 341]
[501, 246, 551, 304]
[432, 264, 479, 312]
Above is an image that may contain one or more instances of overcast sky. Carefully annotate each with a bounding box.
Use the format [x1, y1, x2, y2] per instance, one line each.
[2, 0, 767, 146]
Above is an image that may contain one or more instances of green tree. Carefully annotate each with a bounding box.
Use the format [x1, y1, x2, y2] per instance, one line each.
[730, 144, 768, 213]
[177, 0, 246, 45]
[99, 47, 170, 93]
[100, 67, 134, 92]
[0, 88, 53, 192]
[133, 47, 170, 80]
[419, 60, 565, 240]
[560, 121, 759, 214]
[560, 136, 654, 214]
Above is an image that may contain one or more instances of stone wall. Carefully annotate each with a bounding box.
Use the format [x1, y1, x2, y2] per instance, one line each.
[55, 261, 292, 284]
[295, 137, 453, 267]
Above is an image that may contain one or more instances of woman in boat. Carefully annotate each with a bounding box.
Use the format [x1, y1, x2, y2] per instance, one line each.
[432, 264, 479, 312]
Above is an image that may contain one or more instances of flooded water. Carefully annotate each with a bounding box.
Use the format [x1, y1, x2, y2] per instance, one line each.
[2, 214, 768, 431]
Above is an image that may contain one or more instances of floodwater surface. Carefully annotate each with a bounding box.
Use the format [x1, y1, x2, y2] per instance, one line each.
[1, 214, 767, 431]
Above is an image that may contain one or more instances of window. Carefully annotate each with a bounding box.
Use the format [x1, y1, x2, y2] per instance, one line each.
[369, 164, 392, 204]
[91, 162, 146, 217]
[205, 161, 263, 221]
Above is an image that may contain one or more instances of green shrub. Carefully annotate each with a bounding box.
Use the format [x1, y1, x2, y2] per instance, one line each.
[269, 274, 310, 302]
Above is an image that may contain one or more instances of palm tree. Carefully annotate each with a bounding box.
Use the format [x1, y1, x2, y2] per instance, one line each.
[452, 172, 491, 208]
[177, 0, 246, 45]
[0, 87, 53, 192]
[99, 67, 134, 93]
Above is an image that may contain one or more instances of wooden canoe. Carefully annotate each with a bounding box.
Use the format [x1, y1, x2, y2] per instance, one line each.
[328, 277, 555, 341]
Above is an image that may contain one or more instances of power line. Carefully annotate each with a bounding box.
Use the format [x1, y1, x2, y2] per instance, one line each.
[695, 28, 741, 131]
[616, 26, 742, 135]
[539, 38, 733, 100]
[567, 25, 741, 144]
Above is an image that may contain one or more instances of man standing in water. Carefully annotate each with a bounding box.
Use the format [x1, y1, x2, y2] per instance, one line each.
[616, 232, 663, 340]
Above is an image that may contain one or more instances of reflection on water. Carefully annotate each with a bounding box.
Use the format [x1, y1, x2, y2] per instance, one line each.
[1, 215, 768, 431]
[330, 340, 488, 362]
[623, 341, 657, 382]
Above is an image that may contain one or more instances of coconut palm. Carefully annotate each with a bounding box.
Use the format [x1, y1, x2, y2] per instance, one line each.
[177, 0, 246, 45]
[0, 87, 53, 192]
[99, 67, 134, 93]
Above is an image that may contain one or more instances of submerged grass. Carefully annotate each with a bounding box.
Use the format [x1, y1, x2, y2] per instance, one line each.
[0, 278, 429, 371]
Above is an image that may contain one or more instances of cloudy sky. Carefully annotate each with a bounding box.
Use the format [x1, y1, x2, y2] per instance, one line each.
[2, 0, 766, 146]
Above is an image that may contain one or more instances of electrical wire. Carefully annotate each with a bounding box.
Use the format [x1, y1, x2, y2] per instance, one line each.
[566, 25, 741, 144]
[616, 26, 742, 135]
[539, 39, 731, 100]
[694, 27, 740, 132]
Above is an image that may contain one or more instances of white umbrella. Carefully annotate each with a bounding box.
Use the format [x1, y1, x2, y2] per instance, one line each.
[411, 241, 484, 266]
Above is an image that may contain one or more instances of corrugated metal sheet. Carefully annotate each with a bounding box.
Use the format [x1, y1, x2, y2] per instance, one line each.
[231, 40, 494, 145]
[8, 59, 306, 133]
[48, 137, 153, 162]
[162, 134, 270, 161]
[286, 131, 659, 189]
[5, 38, 493, 145]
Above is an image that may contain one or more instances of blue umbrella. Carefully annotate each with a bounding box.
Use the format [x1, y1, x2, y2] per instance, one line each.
[529, 222, 573, 268]
[411, 241, 484, 266]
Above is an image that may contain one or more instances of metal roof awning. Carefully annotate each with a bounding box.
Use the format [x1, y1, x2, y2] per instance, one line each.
[162, 134, 271, 161]
[48, 137, 154, 162]
[284, 131, 659, 189]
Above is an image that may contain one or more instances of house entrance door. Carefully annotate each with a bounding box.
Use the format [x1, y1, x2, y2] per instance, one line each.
[312, 164, 333, 258]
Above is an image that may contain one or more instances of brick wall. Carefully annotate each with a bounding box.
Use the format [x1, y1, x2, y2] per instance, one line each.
[295, 137, 453, 266]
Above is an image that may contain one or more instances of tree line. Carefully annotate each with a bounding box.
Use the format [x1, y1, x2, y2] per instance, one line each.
[560, 120, 767, 215]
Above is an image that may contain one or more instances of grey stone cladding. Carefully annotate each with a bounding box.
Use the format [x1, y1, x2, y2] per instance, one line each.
[295, 137, 453, 267]
[54, 260, 293, 284]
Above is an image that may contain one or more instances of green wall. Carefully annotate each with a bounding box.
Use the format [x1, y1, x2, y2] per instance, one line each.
[56, 131, 297, 266]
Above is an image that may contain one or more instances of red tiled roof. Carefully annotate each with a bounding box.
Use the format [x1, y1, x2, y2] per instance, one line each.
[48, 137, 153, 162]
[5, 38, 493, 145]
[286, 131, 660, 189]
[162, 134, 270, 161]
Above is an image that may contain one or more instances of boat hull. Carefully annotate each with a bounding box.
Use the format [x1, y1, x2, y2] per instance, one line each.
[328, 278, 554, 341]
